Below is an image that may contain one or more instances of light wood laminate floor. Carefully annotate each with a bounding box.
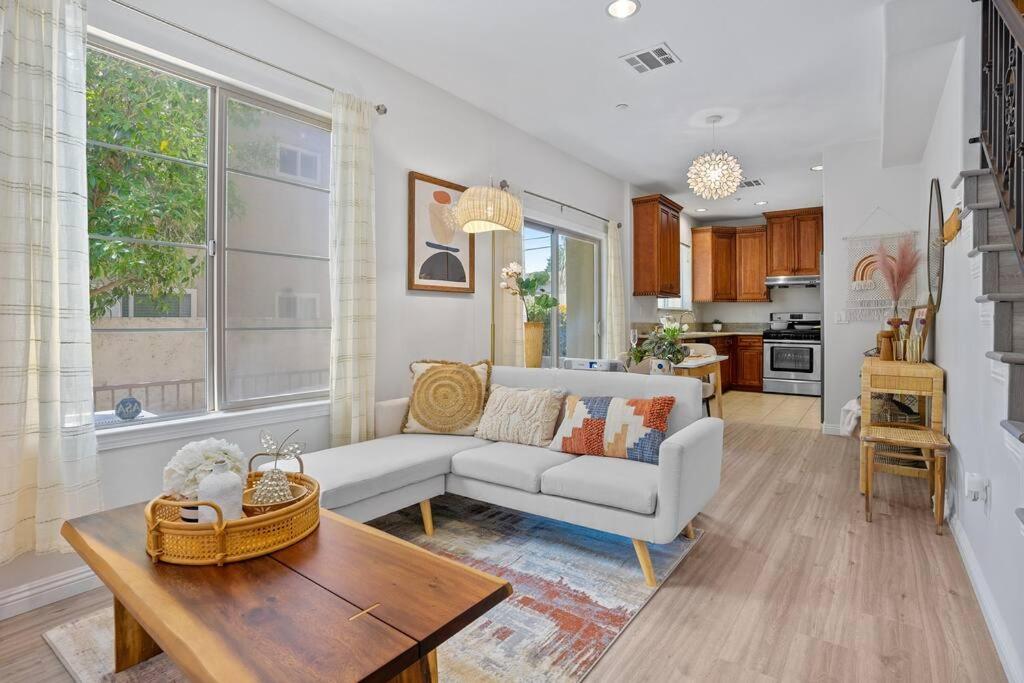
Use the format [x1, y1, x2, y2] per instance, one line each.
[0, 423, 1003, 682]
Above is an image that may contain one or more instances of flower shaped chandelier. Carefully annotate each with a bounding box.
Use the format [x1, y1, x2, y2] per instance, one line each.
[687, 115, 744, 201]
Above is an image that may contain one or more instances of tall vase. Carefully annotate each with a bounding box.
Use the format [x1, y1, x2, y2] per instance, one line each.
[524, 321, 544, 368]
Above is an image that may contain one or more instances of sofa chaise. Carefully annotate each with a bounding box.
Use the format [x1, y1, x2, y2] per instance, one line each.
[268, 366, 724, 586]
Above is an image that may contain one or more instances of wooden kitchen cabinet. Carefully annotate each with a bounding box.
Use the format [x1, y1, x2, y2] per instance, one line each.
[692, 227, 736, 302]
[733, 335, 764, 391]
[735, 227, 769, 301]
[632, 194, 683, 297]
[709, 336, 735, 392]
[764, 207, 823, 277]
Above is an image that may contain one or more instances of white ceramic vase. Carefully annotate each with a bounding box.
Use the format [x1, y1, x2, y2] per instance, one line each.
[198, 460, 243, 523]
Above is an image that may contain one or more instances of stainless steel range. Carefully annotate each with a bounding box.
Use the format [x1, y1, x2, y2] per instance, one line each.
[762, 312, 822, 397]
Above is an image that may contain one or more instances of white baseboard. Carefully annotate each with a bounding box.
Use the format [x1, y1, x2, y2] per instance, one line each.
[821, 423, 843, 436]
[950, 515, 1024, 683]
[0, 565, 100, 622]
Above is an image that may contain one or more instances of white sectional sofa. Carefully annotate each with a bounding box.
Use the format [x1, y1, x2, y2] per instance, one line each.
[271, 366, 724, 585]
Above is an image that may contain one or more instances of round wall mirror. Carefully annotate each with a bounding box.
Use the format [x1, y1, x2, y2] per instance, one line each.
[927, 177, 944, 311]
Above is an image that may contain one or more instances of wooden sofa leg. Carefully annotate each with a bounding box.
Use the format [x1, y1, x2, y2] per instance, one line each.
[632, 539, 656, 587]
[682, 522, 696, 540]
[419, 499, 434, 536]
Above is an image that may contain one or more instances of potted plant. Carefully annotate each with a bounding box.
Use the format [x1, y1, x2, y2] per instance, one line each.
[635, 322, 688, 367]
[500, 262, 559, 368]
[712, 319, 724, 332]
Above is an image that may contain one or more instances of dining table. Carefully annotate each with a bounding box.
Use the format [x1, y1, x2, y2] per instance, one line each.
[673, 354, 729, 419]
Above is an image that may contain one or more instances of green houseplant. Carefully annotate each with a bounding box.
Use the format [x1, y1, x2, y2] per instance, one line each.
[500, 262, 559, 367]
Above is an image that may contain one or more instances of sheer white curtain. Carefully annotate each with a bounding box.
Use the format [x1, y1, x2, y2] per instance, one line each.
[0, 0, 101, 564]
[603, 221, 628, 360]
[492, 230, 524, 366]
[328, 92, 376, 446]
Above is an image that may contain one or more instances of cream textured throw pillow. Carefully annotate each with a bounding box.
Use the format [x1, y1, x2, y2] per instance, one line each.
[474, 385, 566, 447]
[403, 360, 491, 436]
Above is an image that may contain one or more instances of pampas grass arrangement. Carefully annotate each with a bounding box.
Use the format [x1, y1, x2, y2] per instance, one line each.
[876, 236, 921, 317]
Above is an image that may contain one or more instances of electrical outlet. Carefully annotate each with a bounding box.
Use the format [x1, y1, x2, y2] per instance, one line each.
[834, 310, 848, 324]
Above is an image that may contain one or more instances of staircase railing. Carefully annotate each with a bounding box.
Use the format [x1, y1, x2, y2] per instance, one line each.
[980, 0, 1024, 270]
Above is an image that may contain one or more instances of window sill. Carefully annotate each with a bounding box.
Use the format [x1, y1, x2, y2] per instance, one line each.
[96, 400, 330, 452]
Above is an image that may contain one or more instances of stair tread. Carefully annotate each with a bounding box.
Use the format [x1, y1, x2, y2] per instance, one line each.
[952, 168, 992, 190]
[1002, 420, 1024, 442]
[976, 293, 1024, 302]
[986, 351, 1024, 364]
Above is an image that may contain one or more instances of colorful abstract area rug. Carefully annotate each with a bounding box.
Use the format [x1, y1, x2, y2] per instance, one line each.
[45, 494, 700, 682]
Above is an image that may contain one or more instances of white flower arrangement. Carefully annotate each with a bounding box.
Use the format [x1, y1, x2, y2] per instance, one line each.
[162, 438, 245, 500]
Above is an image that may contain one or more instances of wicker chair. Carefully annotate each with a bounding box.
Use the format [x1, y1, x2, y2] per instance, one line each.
[862, 422, 950, 534]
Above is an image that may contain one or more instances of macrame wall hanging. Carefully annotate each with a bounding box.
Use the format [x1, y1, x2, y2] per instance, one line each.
[843, 208, 920, 321]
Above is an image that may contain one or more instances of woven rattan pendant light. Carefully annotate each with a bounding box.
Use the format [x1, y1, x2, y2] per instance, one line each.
[457, 180, 523, 233]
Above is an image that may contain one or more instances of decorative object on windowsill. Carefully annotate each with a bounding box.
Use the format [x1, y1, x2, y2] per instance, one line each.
[457, 179, 523, 233]
[197, 459, 243, 523]
[711, 319, 723, 332]
[687, 115, 743, 200]
[162, 438, 246, 523]
[248, 429, 307, 511]
[114, 396, 142, 421]
[499, 261, 559, 368]
[144, 459, 320, 566]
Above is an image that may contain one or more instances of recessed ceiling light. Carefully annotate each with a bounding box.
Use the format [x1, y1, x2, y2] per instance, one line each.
[615, 103, 630, 110]
[810, 164, 824, 172]
[695, 208, 708, 213]
[755, 200, 768, 206]
[607, 0, 640, 19]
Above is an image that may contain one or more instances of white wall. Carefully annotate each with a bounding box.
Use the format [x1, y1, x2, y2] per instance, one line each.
[0, 0, 631, 610]
[821, 140, 924, 426]
[696, 287, 822, 324]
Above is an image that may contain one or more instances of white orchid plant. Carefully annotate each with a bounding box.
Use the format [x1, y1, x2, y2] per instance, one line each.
[162, 438, 245, 501]
[499, 261, 558, 322]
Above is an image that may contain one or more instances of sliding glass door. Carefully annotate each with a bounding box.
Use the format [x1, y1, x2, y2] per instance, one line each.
[522, 221, 600, 368]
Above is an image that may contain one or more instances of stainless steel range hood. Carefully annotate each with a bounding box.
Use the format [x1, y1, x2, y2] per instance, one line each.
[765, 275, 820, 288]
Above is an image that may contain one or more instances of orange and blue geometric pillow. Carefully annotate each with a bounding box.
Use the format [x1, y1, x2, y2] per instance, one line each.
[548, 395, 676, 464]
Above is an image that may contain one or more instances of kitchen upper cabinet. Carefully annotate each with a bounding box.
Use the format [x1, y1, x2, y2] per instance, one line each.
[735, 227, 769, 301]
[794, 212, 823, 275]
[733, 335, 764, 391]
[692, 227, 736, 302]
[632, 194, 682, 297]
[764, 207, 822, 277]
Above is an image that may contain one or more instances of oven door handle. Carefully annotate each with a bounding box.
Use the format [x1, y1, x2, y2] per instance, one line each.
[764, 340, 821, 346]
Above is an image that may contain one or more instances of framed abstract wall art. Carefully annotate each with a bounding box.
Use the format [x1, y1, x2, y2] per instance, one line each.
[408, 171, 474, 293]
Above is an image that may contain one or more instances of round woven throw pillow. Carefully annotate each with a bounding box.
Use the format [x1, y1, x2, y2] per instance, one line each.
[409, 363, 484, 433]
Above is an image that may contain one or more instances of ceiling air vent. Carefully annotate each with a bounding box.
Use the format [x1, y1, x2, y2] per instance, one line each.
[621, 43, 680, 74]
[740, 178, 766, 188]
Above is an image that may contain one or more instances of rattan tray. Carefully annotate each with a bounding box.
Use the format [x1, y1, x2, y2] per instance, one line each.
[145, 461, 320, 566]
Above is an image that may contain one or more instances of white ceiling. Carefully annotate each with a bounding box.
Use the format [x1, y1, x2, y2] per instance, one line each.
[267, 0, 886, 220]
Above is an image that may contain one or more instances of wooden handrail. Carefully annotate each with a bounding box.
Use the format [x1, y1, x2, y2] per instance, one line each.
[993, 0, 1024, 45]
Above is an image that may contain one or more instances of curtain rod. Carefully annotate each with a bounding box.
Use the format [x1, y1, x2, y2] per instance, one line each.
[106, 0, 388, 115]
[522, 189, 622, 228]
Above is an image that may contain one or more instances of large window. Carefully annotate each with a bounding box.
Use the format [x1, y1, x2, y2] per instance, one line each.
[86, 44, 330, 427]
[522, 222, 601, 367]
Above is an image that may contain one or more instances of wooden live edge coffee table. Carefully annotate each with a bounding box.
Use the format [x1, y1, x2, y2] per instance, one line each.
[61, 504, 512, 682]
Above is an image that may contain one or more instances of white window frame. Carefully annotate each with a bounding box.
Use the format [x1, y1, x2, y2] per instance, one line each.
[276, 142, 322, 185]
[522, 220, 602, 367]
[87, 38, 331, 428]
